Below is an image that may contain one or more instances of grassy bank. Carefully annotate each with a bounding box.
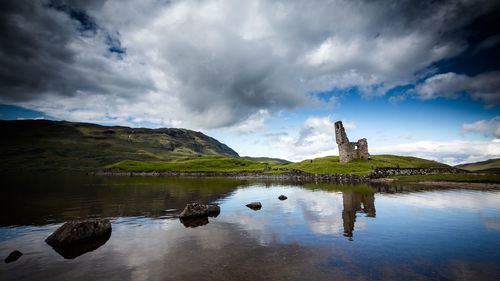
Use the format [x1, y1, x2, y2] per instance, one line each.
[390, 173, 500, 183]
[107, 154, 449, 175]
[279, 155, 448, 175]
[107, 156, 268, 173]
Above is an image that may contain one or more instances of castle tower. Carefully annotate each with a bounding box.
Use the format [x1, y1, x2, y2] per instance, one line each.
[334, 121, 370, 163]
[357, 138, 369, 160]
[335, 121, 349, 145]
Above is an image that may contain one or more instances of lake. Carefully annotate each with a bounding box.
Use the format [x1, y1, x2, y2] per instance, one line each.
[1, 174, 499, 280]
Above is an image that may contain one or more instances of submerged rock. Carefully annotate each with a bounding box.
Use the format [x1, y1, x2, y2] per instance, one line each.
[4, 250, 22, 263]
[278, 195, 288, 200]
[180, 216, 210, 228]
[179, 203, 220, 218]
[45, 219, 112, 247]
[50, 234, 111, 259]
[246, 202, 262, 210]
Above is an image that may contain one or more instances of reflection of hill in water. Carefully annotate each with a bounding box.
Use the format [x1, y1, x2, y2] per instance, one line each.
[0, 173, 246, 226]
[1, 174, 463, 229]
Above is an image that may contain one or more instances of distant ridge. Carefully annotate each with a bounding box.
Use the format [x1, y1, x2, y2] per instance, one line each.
[241, 156, 291, 164]
[456, 158, 500, 174]
[0, 120, 238, 171]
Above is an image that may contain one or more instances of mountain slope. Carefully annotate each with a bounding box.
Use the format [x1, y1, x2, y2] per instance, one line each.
[456, 158, 500, 174]
[0, 120, 238, 171]
[240, 156, 291, 164]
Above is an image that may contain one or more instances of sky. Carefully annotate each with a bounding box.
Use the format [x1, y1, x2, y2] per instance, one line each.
[0, 0, 499, 164]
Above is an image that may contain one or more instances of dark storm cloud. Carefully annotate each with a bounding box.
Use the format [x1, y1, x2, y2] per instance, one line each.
[0, 0, 152, 104]
[0, 0, 498, 128]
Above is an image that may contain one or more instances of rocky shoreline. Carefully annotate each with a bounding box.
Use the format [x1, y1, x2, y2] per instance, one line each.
[91, 169, 368, 183]
[91, 167, 467, 184]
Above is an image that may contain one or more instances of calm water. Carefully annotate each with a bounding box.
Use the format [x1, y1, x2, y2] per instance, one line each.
[1, 174, 500, 281]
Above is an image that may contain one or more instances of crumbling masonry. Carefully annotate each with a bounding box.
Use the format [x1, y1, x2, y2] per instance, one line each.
[335, 121, 370, 163]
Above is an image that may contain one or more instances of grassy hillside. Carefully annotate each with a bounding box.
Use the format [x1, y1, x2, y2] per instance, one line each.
[0, 120, 238, 171]
[108, 156, 268, 172]
[280, 155, 449, 175]
[456, 158, 500, 174]
[108, 154, 449, 175]
[1, 120, 456, 175]
[240, 156, 291, 164]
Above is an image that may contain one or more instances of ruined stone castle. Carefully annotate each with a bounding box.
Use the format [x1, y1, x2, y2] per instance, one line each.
[335, 121, 370, 163]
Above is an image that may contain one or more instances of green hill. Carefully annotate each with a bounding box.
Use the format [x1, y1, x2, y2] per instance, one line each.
[0, 120, 238, 171]
[279, 155, 449, 175]
[108, 156, 268, 173]
[108, 154, 449, 176]
[1, 120, 455, 175]
[456, 158, 500, 174]
[241, 156, 291, 164]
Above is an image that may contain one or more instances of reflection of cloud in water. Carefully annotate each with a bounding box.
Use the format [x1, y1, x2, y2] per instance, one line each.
[217, 186, 375, 243]
[381, 190, 500, 210]
[2, 185, 500, 281]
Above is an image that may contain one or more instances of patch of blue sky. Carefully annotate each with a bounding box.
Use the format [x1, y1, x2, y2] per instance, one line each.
[0, 104, 56, 121]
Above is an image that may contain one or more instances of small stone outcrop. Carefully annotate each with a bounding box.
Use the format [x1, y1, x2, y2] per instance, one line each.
[4, 250, 23, 263]
[45, 219, 112, 247]
[179, 203, 220, 218]
[335, 121, 370, 163]
[246, 202, 262, 210]
[278, 195, 288, 200]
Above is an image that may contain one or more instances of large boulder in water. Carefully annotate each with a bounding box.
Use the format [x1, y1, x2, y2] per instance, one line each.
[45, 219, 112, 247]
[179, 203, 220, 218]
[180, 216, 210, 228]
[50, 234, 111, 259]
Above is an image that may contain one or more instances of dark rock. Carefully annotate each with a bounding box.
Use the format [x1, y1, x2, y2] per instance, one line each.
[4, 250, 22, 263]
[49, 233, 111, 259]
[45, 219, 112, 247]
[179, 203, 220, 218]
[180, 216, 209, 228]
[278, 195, 287, 200]
[246, 202, 262, 210]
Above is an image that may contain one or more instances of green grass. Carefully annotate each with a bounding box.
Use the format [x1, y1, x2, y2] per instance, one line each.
[107, 156, 269, 172]
[279, 155, 448, 176]
[391, 173, 500, 183]
[240, 156, 291, 164]
[455, 158, 500, 174]
[108, 154, 450, 175]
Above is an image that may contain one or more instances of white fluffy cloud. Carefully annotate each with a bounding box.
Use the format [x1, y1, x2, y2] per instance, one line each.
[268, 116, 358, 161]
[414, 72, 500, 107]
[1, 0, 497, 129]
[372, 139, 500, 165]
[266, 115, 500, 164]
[463, 116, 500, 138]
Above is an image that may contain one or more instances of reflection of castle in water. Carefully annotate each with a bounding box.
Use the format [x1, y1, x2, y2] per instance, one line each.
[342, 192, 376, 240]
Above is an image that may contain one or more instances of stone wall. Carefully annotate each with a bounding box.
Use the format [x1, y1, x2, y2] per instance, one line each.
[335, 121, 370, 162]
[369, 167, 466, 178]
